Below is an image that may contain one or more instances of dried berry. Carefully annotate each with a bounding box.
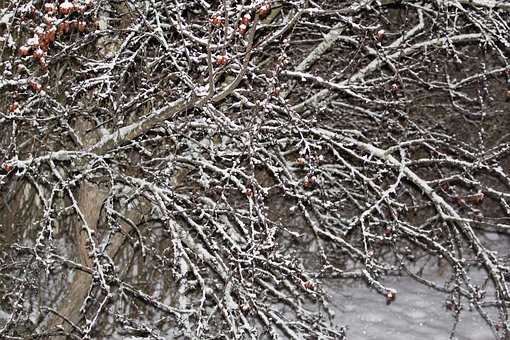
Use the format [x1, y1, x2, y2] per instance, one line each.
[2, 163, 13, 172]
[58, 20, 71, 34]
[302, 281, 315, 290]
[258, 4, 271, 18]
[238, 23, 248, 35]
[59, 1, 74, 15]
[216, 55, 228, 66]
[386, 290, 397, 305]
[209, 16, 224, 27]
[76, 4, 87, 13]
[33, 48, 45, 62]
[44, 3, 57, 14]
[44, 15, 56, 25]
[303, 175, 316, 189]
[375, 29, 385, 42]
[29, 80, 42, 93]
[383, 227, 392, 237]
[241, 13, 251, 25]
[296, 157, 306, 166]
[78, 21, 87, 32]
[19, 46, 31, 57]
[469, 192, 485, 204]
[8, 102, 19, 113]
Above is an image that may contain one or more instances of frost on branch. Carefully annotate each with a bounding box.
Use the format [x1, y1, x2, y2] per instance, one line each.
[1, 0, 510, 339]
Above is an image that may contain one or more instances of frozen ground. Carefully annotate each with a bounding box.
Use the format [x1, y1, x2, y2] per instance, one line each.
[327, 276, 494, 340]
[327, 233, 509, 340]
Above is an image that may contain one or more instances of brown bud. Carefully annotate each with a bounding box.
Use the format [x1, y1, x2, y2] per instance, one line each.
[303, 175, 316, 189]
[39, 57, 47, 69]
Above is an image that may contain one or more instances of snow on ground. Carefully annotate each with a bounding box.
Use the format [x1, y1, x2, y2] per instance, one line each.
[327, 233, 509, 340]
[327, 276, 494, 340]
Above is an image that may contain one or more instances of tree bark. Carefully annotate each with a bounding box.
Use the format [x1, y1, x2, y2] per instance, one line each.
[46, 180, 104, 338]
[46, 117, 105, 338]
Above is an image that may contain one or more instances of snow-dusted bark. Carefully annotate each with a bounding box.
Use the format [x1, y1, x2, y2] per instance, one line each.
[1, 0, 510, 339]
